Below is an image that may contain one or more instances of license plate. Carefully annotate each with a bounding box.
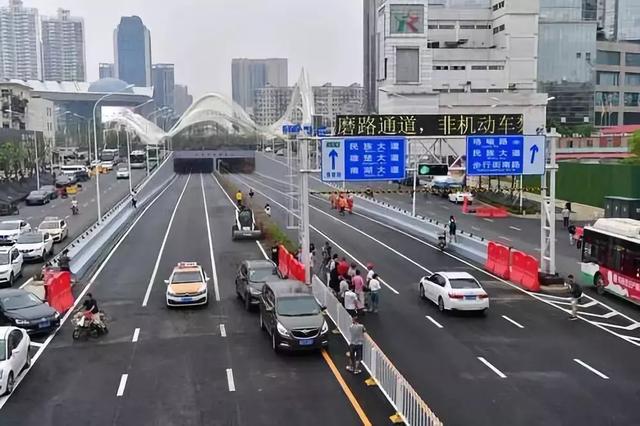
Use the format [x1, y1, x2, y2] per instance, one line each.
[464, 295, 476, 300]
[38, 320, 50, 328]
[181, 297, 193, 302]
[299, 338, 314, 346]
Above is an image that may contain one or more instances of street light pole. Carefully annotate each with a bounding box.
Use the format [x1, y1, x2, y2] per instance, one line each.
[33, 131, 39, 190]
[126, 129, 132, 194]
[92, 84, 134, 224]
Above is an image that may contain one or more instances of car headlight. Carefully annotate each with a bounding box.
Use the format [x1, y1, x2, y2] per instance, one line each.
[195, 287, 207, 296]
[167, 289, 178, 297]
[14, 318, 29, 325]
[321, 321, 329, 334]
[276, 322, 290, 337]
[54, 312, 60, 319]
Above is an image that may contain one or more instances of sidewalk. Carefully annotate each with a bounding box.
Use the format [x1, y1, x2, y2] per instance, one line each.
[522, 192, 604, 222]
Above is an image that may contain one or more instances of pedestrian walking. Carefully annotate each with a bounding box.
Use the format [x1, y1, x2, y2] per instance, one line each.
[338, 275, 349, 303]
[131, 190, 137, 209]
[368, 273, 381, 313]
[366, 263, 375, 282]
[329, 254, 340, 293]
[235, 190, 243, 207]
[352, 270, 366, 314]
[264, 203, 271, 217]
[347, 316, 365, 374]
[337, 257, 349, 278]
[567, 274, 582, 320]
[249, 188, 254, 199]
[562, 206, 570, 228]
[344, 286, 358, 317]
[346, 194, 354, 214]
[347, 262, 357, 279]
[449, 216, 457, 243]
[338, 195, 348, 216]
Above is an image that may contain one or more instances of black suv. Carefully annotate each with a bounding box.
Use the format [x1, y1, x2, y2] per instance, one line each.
[259, 279, 329, 352]
[235, 259, 281, 311]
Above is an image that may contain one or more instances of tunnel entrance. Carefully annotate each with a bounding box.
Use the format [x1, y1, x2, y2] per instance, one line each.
[173, 158, 214, 174]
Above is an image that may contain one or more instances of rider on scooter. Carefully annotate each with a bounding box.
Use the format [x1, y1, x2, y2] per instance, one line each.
[71, 196, 79, 215]
[80, 293, 104, 329]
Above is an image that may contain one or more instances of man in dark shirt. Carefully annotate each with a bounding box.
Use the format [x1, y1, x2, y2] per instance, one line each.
[567, 275, 582, 320]
[82, 293, 104, 328]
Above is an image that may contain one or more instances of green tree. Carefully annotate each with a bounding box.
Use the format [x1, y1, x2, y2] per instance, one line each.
[624, 130, 640, 164]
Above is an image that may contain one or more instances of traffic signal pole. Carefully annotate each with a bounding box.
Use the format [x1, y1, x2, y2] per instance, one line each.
[412, 166, 418, 217]
[540, 129, 560, 275]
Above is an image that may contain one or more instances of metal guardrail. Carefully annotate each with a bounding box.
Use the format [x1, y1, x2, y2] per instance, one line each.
[311, 275, 443, 426]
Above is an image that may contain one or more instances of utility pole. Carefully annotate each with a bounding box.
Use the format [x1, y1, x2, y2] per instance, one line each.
[299, 137, 311, 284]
[540, 128, 560, 275]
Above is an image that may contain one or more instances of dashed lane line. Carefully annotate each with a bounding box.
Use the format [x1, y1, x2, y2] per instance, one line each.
[483, 218, 495, 223]
[116, 374, 128, 396]
[199, 174, 221, 302]
[499, 236, 512, 242]
[501, 315, 525, 329]
[478, 357, 507, 378]
[425, 315, 444, 329]
[132, 328, 140, 343]
[509, 226, 522, 231]
[220, 324, 226, 337]
[573, 359, 610, 379]
[226, 368, 236, 392]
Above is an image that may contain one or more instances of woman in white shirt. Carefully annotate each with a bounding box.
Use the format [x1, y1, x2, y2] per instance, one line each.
[368, 273, 381, 313]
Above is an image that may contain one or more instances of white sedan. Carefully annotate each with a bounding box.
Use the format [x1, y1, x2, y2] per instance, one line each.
[116, 167, 130, 179]
[100, 161, 114, 171]
[0, 221, 31, 243]
[0, 326, 30, 395]
[448, 191, 474, 204]
[16, 232, 53, 261]
[419, 271, 489, 313]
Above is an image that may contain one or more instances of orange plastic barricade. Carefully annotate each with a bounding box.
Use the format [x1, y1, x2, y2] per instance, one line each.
[484, 241, 510, 279]
[45, 271, 73, 313]
[520, 254, 541, 292]
[476, 206, 508, 218]
[510, 250, 527, 285]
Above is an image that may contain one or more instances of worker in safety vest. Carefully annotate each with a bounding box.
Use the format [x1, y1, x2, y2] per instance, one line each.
[338, 195, 348, 216]
[329, 192, 337, 210]
[235, 190, 243, 207]
[346, 194, 354, 214]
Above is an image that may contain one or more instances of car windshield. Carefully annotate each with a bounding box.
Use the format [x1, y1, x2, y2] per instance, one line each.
[118, 167, 127, 171]
[29, 191, 44, 197]
[17, 234, 41, 244]
[249, 267, 277, 282]
[39, 222, 58, 230]
[0, 339, 5, 361]
[0, 222, 19, 230]
[449, 278, 481, 289]
[277, 296, 320, 316]
[2, 293, 42, 310]
[172, 271, 202, 283]
[0, 253, 9, 265]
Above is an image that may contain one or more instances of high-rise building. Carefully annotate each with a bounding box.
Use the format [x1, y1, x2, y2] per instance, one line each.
[538, 0, 597, 126]
[99, 63, 115, 79]
[0, 0, 41, 80]
[173, 84, 193, 116]
[231, 58, 287, 114]
[152, 64, 175, 109]
[114, 16, 152, 86]
[41, 8, 86, 82]
[615, 0, 640, 41]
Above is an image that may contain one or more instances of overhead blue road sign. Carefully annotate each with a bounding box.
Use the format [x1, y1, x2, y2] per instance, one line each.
[321, 137, 406, 182]
[466, 135, 545, 176]
[282, 124, 301, 134]
[316, 127, 329, 137]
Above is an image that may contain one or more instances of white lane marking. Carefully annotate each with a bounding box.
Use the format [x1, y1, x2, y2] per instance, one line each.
[425, 315, 444, 329]
[142, 174, 191, 307]
[573, 359, 610, 379]
[82, 203, 88, 208]
[501, 315, 525, 329]
[29, 341, 43, 348]
[220, 324, 227, 337]
[499, 236, 512, 242]
[200, 174, 220, 302]
[477, 357, 507, 378]
[230, 174, 400, 294]
[90, 198, 95, 202]
[132, 328, 140, 343]
[0, 175, 178, 411]
[19, 277, 34, 289]
[116, 374, 129, 396]
[509, 226, 522, 231]
[226, 368, 236, 391]
[255, 241, 269, 259]
[26, 216, 32, 220]
[64, 215, 70, 219]
[471, 226, 481, 231]
[483, 218, 495, 223]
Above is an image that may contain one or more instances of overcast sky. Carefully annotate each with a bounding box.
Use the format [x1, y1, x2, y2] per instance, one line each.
[25, 0, 363, 99]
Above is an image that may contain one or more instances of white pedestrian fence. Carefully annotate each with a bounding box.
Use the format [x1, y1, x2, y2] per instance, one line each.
[312, 275, 443, 426]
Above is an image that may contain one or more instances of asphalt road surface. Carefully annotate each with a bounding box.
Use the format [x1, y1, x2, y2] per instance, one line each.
[219, 152, 640, 426]
[0, 170, 393, 426]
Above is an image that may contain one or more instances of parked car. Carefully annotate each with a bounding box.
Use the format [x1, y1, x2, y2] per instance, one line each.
[55, 175, 73, 188]
[16, 232, 53, 261]
[39, 185, 57, 200]
[259, 279, 329, 352]
[0, 326, 31, 395]
[25, 191, 49, 206]
[419, 272, 489, 314]
[116, 166, 130, 179]
[235, 259, 281, 311]
[0, 221, 31, 242]
[0, 202, 19, 217]
[73, 169, 90, 182]
[100, 161, 114, 171]
[0, 244, 22, 288]
[448, 191, 474, 204]
[0, 289, 60, 334]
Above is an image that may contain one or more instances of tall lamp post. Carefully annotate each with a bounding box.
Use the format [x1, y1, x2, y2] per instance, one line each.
[92, 84, 134, 224]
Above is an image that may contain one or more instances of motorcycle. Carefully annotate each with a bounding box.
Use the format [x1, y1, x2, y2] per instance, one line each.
[72, 311, 108, 341]
[437, 231, 447, 251]
[71, 204, 79, 215]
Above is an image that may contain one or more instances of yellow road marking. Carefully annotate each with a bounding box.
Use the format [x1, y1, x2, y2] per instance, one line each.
[321, 349, 372, 426]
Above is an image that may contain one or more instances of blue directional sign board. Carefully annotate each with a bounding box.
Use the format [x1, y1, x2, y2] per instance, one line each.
[321, 137, 407, 182]
[466, 135, 545, 176]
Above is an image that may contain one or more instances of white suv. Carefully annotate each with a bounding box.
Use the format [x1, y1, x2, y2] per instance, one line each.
[0, 221, 31, 243]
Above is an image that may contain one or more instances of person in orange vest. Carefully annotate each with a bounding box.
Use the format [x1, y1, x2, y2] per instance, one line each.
[338, 195, 348, 216]
[346, 194, 354, 214]
[329, 192, 337, 209]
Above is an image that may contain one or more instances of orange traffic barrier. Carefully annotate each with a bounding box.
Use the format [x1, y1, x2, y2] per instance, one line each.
[476, 206, 508, 218]
[278, 245, 306, 282]
[484, 241, 510, 279]
[45, 271, 73, 313]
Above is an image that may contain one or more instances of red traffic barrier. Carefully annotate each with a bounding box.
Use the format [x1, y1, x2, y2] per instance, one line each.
[278, 245, 306, 283]
[278, 245, 290, 279]
[520, 254, 541, 292]
[45, 271, 73, 313]
[485, 241, 510, 279]
[510, 250, 527, 285]
[475, 206, 508, 218]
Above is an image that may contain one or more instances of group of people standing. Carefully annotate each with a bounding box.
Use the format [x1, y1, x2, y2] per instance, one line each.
[329, 192, 354, 216]
[326, 253, 381, 314]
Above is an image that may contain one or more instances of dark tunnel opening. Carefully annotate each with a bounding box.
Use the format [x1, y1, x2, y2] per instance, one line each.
[173, 158, 214, 174]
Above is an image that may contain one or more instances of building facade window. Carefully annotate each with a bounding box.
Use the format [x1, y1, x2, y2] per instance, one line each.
[471, 65, 488, 70]
[488, 65, 505, 70]
[597, 71, 620, 85]
[395, 47, 419, 83]
[625, 73, 640, 86]
[492, 24, 505, 34]
[626, 53, 640, 67]
[492, 1, 505, 11]
[624, 92, 640, 107]
[596, 50, 621, 66]
[595, 91, 620, 106]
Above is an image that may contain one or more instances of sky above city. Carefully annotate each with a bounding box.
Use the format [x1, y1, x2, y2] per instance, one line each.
[25, 0, 363, 99]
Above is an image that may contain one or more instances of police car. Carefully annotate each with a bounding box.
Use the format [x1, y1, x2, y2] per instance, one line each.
[165, 262, 209, 307]
[37, 217, 68, 242]
[0, 243, 22, 287]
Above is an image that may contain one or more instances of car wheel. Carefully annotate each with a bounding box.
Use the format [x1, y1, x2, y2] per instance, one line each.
[438, 297, 445, 312]
[259, 312, 265, 330]
[595, 274, 605, 295]
[419, 284, 426, 300]
[244, 293, 251, 311]
[4, 371, 14, 395]
[72, 329, 81, 340]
